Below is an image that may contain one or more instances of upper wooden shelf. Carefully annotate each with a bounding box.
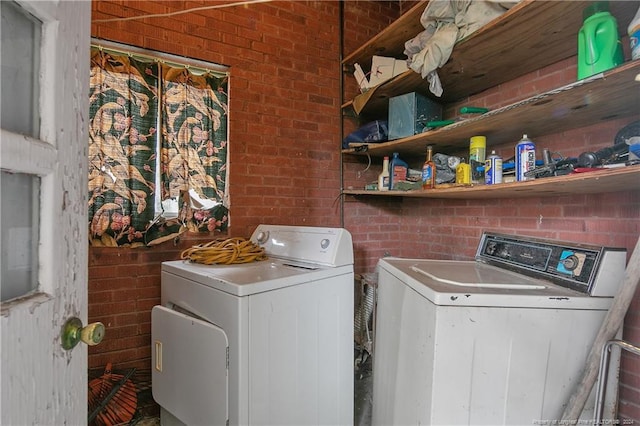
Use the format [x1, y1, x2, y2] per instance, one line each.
[342, 60, 640, 158]
[343, 165, 640, 199]
[343, 1, 428, 67]
[343, 0, 638, 116]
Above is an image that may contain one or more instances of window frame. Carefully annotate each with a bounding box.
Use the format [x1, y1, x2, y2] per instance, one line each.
[89, 39, 230, 246]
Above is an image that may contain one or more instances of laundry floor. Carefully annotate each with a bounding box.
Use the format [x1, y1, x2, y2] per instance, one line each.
[131, 350, 374, 426]
[354, 348, 374, 426]
[136, 417, 161, 426]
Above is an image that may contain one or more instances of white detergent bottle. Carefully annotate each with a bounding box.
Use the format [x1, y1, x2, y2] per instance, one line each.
[378, 156, 390, 191]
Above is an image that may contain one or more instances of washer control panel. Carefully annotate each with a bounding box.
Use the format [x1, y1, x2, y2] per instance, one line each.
[476, 232, 626, 296]
[250, 224, 353, 267]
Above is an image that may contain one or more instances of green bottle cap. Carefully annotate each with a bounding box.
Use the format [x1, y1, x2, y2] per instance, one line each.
[583, 1, 609, 21]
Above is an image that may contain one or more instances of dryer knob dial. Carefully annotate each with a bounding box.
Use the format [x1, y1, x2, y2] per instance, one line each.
[562, 255, 579, 271]
[256, 231, 269, 244]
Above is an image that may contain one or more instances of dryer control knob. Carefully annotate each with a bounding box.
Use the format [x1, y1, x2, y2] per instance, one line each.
[256, 231, 269, 244]
[561, 255, 579, 271]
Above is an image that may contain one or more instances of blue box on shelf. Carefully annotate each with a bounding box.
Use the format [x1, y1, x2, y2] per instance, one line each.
[388, 92, 442, 140]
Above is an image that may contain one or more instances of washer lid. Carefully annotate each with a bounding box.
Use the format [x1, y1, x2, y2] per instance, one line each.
[378, 258, 613, 309]
[162, 259, 353, 296]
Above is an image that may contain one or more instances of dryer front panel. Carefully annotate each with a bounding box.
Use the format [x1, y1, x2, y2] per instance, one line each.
[152, 305, 229, 425]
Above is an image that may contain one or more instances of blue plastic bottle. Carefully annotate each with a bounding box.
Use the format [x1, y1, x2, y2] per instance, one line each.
[629, 4, 640, 60]
[388, 152, 408, 190]
[577, 1, 624, 80]
[515, 134, 536, 182]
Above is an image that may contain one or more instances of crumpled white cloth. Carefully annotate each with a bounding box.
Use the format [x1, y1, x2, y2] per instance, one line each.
[405, 0, 516, 96]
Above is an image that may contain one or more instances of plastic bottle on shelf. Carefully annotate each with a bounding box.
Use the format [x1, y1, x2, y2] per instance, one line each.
[469, 136, 486, 164]
[577, 1, 624, 79]
[629, 4, 640, 60]
[456, 161, 471, 185]
[485, 150, 502, 185]
[389, 152, 408, 190]
[469, 136, 486, 184]
[378, 156, 390, 191]
[515, 134, 536, 182]
[421, 145, 436, 189]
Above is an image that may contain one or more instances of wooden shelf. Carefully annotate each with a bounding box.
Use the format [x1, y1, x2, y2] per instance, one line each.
[343, 165, 640, 199]
[344, 0, 638, 117]
[342, 1, 428, 67]
[342, 60, 640, 158]
[341, 1, 640, 201]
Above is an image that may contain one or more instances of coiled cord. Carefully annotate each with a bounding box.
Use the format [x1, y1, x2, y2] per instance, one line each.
[181, 237, 267, 265]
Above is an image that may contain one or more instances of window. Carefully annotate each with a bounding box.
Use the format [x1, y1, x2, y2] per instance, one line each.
[1, 1, 41, 137]
[88, 41, 229, 247]
[0, 1, 42, 301]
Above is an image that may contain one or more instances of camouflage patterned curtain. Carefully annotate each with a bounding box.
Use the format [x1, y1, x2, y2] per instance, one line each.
[161, 67, 229, 234]
[88, 49, 228, 247]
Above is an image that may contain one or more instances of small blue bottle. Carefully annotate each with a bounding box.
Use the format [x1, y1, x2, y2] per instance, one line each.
[515, 134, 536, 182]
[388, 152, 408, 190]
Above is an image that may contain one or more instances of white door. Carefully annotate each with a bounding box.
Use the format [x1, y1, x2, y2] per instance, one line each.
[1, 1, 91, 424]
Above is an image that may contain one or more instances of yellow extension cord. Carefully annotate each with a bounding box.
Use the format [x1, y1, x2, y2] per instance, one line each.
[181, 237, 267, 265]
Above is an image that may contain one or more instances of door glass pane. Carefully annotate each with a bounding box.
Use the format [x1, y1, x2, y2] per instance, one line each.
[1, 171, 40, 302]
[0, 1, 41, 137]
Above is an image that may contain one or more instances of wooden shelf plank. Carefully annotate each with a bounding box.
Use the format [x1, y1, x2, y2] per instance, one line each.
[345, 1, 638, 116]
[343, 165, 640, 199]
[342, 1, 428, 67]
[343, 60, 640, 158]
[442, 0, 636, 101]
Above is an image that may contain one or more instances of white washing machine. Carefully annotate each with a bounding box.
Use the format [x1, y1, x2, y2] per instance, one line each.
[152, 225, 354, 426]
[373, 232, 626, 425]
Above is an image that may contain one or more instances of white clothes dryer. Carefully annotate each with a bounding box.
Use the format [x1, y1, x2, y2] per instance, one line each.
[373, 232, 626, 425]
[152, 225, 354, 426]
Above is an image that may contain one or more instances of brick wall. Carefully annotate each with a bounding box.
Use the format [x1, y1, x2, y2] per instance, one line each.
[88, 235, 213, 371]
[88, 0, 398, 405]
[90, 0, 639, 421]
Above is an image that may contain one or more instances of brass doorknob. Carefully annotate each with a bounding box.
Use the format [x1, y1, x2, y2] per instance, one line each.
[61, 317, 105, 350]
